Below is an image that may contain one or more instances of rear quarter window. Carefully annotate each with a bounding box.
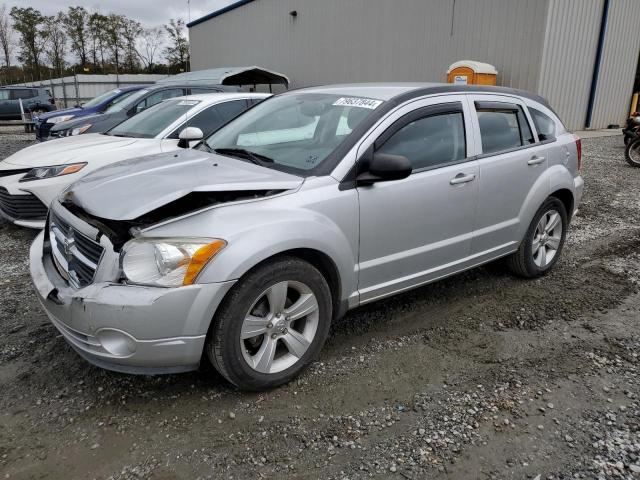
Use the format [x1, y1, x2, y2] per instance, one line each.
[529, 107, 557, 140]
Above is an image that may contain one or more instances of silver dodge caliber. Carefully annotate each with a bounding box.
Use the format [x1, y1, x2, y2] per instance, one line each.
[30, 83, 583, 390]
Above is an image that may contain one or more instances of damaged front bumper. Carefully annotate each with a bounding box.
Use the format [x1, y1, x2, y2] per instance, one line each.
[29, 231, 235, 374]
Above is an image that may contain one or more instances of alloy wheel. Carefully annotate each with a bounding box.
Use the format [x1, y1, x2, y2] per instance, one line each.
[532, 209, 563, 268]
[240, 280, 319, 374]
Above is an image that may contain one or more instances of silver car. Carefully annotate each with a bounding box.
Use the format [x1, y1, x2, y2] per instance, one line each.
[30, 83, 583, 390]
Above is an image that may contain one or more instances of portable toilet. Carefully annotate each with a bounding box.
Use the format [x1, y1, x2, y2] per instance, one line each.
[447, 61, 498, 86]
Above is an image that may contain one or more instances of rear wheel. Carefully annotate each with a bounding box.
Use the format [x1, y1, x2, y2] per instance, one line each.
[207, 256, 332, 391]
[507, 197, 567, 278]
[625, 138, 640, 167]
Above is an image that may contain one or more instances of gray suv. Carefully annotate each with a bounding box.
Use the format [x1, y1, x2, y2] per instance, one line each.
[30, 83, 583, 390]
[0, 86, 55, 119]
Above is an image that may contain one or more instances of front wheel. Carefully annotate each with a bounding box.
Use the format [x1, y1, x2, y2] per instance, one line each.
[624, 138, 640, 167]
[206, 256, 332, 390]
[507, 197, 568, 278]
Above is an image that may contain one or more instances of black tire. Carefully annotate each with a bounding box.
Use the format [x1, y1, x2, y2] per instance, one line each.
[206, 256, 332, 391]
[624, 138, 640, 167]
[507, 197, 568, 278]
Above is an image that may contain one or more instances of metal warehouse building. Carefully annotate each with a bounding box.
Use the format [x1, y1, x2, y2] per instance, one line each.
[188, 0, 640, 130]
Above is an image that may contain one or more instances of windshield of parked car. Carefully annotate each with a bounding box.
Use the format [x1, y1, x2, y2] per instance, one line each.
[83, 88, 125, 108]
[203, 93, 382, 174]
[104, 89, 149, 113]
[107, 99, 201, 138]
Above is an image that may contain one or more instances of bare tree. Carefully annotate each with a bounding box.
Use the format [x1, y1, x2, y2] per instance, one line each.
[136, 27, 163, 72]
[0, 3, 13, 70]
[88, 11, 108, 72]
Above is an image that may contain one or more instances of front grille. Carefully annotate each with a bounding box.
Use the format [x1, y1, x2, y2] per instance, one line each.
[49, 211, 104, 288]
[36, 121, 53, 140]
[0, 186, 47, 220]
[0, 168, 30, 178]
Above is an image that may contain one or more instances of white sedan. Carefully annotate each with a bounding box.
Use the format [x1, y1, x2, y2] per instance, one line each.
[0, 92, 270, 228]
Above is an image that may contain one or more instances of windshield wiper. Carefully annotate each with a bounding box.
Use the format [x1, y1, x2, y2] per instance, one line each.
[214, 148, 275, 166]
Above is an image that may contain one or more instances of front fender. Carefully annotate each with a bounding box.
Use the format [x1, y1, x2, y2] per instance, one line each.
[195, 208, 357, 303]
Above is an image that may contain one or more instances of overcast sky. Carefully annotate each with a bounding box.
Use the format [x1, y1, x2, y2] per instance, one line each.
[4, 0, 237, 28]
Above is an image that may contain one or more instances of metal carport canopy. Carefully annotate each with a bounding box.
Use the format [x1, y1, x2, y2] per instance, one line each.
[156, 66, 290, 88]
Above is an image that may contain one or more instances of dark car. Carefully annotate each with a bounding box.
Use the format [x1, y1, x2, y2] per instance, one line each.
[0, 86, 56, 120]
[49, 84, 240, 139]
[34, 86, 144, 141]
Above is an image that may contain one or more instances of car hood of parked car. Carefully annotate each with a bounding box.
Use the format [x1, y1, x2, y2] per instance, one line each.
[36, 106, 84, 122]
[0, 133, 142, 168]
[50, 111, 126, 135]
[62, 148, 304, 221]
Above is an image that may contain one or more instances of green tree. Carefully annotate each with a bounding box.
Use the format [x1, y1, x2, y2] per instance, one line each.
[10, 6, 47, 79]
[121, 18, 142, 72]
[103, 13, 125, 74]
[63, 6, 89, 67]
[88, 12, 108, 72]
[44, 13, 67, 76]
[163, 18, 189, 71]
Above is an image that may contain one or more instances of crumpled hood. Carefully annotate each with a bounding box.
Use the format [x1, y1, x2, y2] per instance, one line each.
[1, 134, 138, 168]
[63, 148, 304, 221]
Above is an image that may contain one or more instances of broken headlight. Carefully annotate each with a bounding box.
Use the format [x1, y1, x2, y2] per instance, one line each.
[121, 238, 227, 287]
[19, 162, 87, 182]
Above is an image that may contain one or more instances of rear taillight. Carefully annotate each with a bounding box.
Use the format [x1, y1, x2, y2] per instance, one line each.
[573, 134, 582, 172]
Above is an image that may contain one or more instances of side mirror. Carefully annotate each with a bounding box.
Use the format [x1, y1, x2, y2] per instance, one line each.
[357, 152, 412, 185]
[177, 127, 204, 148]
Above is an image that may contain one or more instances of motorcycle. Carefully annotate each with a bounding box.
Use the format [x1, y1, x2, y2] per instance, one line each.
[625, 135, 640, 167]
[622, 113, 640, 146]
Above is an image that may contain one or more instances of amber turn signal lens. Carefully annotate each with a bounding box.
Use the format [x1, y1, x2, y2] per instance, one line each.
[183, 240, 227, 285]
[60, 163, 87, 175]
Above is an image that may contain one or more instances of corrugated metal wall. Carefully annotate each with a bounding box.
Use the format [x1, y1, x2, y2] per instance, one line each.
[190, 0, 549, 91]
[537, 0, 604, 130]
[590, 0, 640, 129]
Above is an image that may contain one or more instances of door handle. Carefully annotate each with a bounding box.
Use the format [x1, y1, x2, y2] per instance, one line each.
[450, 173, 476, 185]
[527, 155, 546, 165]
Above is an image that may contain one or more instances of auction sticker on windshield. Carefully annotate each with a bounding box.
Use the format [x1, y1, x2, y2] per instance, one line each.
[333, 97, 383, 109]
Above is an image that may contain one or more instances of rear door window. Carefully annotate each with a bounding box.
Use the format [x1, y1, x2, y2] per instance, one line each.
[476, 102, 535, 154]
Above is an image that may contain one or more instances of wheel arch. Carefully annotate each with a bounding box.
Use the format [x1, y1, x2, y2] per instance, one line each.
[220, 248, 345, 322]
[550, 188, 574, 220]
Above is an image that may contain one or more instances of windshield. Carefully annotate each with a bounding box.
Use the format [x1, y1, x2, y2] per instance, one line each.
[83, 88, 124, 108]
[105, 89, 149, 113]
[108, 99, 201, 138]
[203, 93, 382, 174]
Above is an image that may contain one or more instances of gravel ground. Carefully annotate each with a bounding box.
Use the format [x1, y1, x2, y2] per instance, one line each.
[0, 133, 639, 480]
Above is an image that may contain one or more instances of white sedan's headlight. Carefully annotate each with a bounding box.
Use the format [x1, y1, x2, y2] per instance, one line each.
[121, 238, 227, 287]
[19, 162, 87, 182]
[47, 115, 75, 124]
